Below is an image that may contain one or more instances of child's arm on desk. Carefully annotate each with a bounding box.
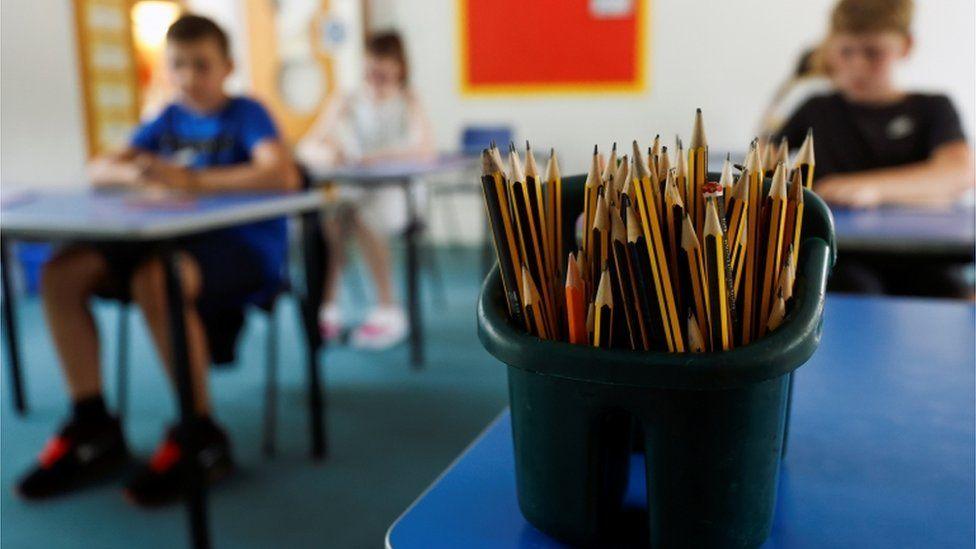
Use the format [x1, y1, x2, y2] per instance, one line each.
[141, 140, 300, 192]
[87, 148, 150, 187]
[817, 141, 975, 208]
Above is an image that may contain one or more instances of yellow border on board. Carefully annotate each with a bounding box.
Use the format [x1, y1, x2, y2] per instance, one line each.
[456, 0, 650, 96]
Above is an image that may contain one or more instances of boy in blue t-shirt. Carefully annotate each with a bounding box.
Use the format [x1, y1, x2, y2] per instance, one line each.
[16, 15, 299, 506]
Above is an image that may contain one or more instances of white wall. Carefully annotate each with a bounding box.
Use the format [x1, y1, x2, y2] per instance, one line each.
[389, 0, 976, 175]
[1, 0, 88, 187]
[2, 0, 974, 190]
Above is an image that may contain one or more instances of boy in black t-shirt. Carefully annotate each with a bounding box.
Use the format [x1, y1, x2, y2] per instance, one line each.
[776, 0, 972, 209]
[775, 0, 973, 297]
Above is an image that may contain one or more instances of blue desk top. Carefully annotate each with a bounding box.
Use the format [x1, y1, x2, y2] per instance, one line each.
[0, 188, 324, 241]
[830, 205, 974, 256]
[309, 153, 475, 184]
[387, 295, 976, 548]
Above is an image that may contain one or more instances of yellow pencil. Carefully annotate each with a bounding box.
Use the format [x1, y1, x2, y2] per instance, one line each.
[591, 192, 610, 288]
[758, 162, 789, 336]
[662, 170, 685, 312]
[704, 200, 732, 351]
[633, 140, 661, 220]
[680, 213, 710, 346]
[687, 311, 706, 353]
[582, 145, 601, 258]
[731, 209, 748, 298]
[611, 208, 645, 349]
[544, 147, 563, 333]
[766, 289, 787, 332]
[480, 149, 524, 325]
[593, 268, 613, 348]
[603, 142, 618, 188]
[651, 134, 661, 170]
[510, 143, 555, 334]
[633, 157, 685, 352]
[785, 168, 805, 267]
[776, 246, 796, 303]
[776, 136, 789, 172]
[688, 108, 708, 232]
[657, 145, 671, 183]
[718, 152, 734, 210]
[740, 142, 763, 345]
[521, 265, 549, 339]
[674, 139, 689, 224]
[611, 154, 630, 205]
[794, 128, 815, 189]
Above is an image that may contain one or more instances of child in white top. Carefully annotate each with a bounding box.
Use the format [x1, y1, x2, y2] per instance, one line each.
[298, 30, 434, 349]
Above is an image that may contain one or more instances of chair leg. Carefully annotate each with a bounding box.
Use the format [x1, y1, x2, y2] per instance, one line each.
[115, 304, 129, 422]
[422, 241, 448, 310]
[262, 303, 279, 458]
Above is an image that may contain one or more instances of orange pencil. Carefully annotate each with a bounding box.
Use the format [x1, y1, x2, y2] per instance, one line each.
[565, 253, 588, 345]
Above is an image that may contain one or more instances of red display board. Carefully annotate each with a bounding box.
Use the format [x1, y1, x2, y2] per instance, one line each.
[459, 0, 647, 93]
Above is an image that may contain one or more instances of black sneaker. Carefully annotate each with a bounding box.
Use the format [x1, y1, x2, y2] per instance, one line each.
[15, 417, 130, 500]
[124, 421, 234, 507]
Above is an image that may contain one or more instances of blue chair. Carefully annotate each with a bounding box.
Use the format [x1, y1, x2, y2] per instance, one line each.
[455, 125, 515, 274]
[461, 125, 514, 156]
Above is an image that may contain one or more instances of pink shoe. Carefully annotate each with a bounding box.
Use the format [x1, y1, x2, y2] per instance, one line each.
[350, 307, 408, 350]
[318, 304, 343, 342]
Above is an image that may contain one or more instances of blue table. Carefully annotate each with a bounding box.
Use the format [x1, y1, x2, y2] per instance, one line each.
[387, 295, 976, 548]
[310, 153, 477, 368]
[831, 205, 975, 259]
[0, 187, 328, 549]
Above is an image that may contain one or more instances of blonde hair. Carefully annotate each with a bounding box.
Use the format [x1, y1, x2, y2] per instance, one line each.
[830, 0, 914, 36]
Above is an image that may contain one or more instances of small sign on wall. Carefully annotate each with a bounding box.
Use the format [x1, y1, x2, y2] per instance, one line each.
[459, 0, 647, 94]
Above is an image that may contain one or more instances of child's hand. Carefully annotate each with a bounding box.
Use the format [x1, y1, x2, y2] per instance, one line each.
[816, 175, 883, 209]
[137, 155, 198, 191]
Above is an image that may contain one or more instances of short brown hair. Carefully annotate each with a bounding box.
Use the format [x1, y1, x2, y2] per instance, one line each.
[166, 14, 230, 58]
[830, 0, 913, 36]
[366, 30, 408, 85]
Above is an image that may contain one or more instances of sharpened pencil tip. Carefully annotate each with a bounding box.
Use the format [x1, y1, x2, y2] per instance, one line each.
[696, 107, 702, 114]
[593, 144, 598, 155]
[525, 140, 531, 150]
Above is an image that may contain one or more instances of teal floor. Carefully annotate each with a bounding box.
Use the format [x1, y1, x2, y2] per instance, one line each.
[0, 248, 508, 548]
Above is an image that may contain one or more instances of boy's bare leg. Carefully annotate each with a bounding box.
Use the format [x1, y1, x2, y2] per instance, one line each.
[350, 213, 396, 306]
[130, 254, 210, 415]
[40, 247, 109, 400]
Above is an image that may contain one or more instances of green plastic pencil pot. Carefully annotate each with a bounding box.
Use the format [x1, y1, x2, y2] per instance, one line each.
[478, 173, 835, 548]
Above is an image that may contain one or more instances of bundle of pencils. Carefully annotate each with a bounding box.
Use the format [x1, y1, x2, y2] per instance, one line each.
[480, 109, 814, 353]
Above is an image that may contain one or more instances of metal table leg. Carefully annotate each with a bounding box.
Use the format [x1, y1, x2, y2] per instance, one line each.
[1, 236, 26, 414]
[401, 180, 424, 369]
[162, 248, 210, 549]
[300, 211, 327, 460]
